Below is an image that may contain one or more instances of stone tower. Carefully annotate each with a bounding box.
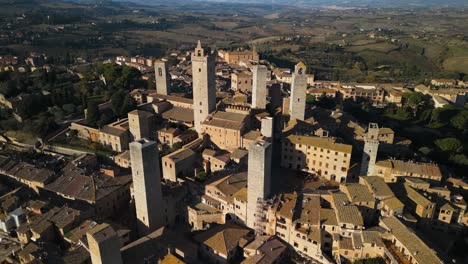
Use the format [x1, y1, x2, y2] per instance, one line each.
[247, 140, 272, 229]
[192, 40, 216, 133]
[360, 123, 380, 176]
[261, 116, 274, 139]
[154, 60, 170, 95]
[289, 62, 307, 121]
[129, 139, 163, 236]
[252, 65, 267, 109]
[128, 110, 154, 141]
[87, 223, 122, 264]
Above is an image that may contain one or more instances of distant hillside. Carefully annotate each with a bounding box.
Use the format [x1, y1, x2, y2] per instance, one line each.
[105, 0, 468, 8]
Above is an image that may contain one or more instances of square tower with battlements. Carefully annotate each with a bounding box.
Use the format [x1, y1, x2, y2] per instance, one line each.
[289, 62, 307, 121]
[360, 123, 380, 176]
[252, 65, 268, 109]
[247, 140, 272, 229]
[129, 139, 164, 236]
[192, 40, 216, 133]
[154, 60, 170, 95]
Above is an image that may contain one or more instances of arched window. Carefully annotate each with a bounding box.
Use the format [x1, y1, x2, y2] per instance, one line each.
[158, 68, 163, 76]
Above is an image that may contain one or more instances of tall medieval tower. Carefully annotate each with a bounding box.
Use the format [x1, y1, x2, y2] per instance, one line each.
[252, 65, 268, 109]
[192, 40, 216, 133]
[289, 62, 307, 121]
[360, 123, 380, 176]
[129, 139, 164, 236]
[247, 140, 272, 230]
[154, 60, 170, 95]
[87, 223, 122, 264]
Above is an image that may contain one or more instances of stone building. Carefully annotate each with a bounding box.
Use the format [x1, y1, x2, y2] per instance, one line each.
[218, 49, 259, 65]
[192, 41, 216, 133]
[201, 111, 249, 152]
[231, 71, 252, 92]
[129, 139, 164, 236]
[157, 127, 181, 147]
[338, 85, 385, 103]
[247, 140, 272, 229]
[360, 123, 380, 176]
[99, 119, 130, 152]
[380, 216, 443, 264]
[154, 60, 170, 95]
[374, 159, 443, 183]
[162, 148, 197, 182]
[87, 223, 122, 264]
[128, 110, 154, 141]
[289, 62, 307, 121]
[252, 65, 268, 109]
[281, 135, 352, 183]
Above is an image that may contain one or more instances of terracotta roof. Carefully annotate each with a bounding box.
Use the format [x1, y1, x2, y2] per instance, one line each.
[87, 223, 117, 243]
[298, 196, 320, 225]
[378, 127, 394, 135]
[194, 224, 250, 256]
[404, 184, 433, 207]
[0, 160, 55, 184]
[339, 236, 353, 250]
[210, 172, 247, 198]
[45, 162, 131, 204]
[66, 220, 98, 244]
[376, 160, 443, 180]
[148, 93, 193, 104]
[440, 203, 455, 212]
[336, 205, 363, 227]
[233, 187, 247, 202]
[286, 135, 352, 154]
[381, 217, 443, 264]
[362, 231, 384, 247]
[162, 107, 194, 123]
[343, 183, 374, 203]
[382, 197, 404, 210]
[230, 148, 248, 160]
[165, 148, 196, 162]
[320, 208, 338, 226]
[100, 125, 128, 137]
[243, 130, 262, 141]
[203, 111, 248, 130]
[49, 206, 80, 229]
[361, 176, 394, 198]
[277, 193, 298, 220]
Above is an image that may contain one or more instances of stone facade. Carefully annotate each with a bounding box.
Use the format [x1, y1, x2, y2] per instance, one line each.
[87, 224, 122, 264]
[129, 139, 164, 236]
[128, 110, 153, 141]
[289, 62, 307, 121]
[281, 135, 352, 183]
[154, 60, 170, 95]
[247, 140, 272, 229]
[231, 71, 252, 92]
[192, 41, 216, 133]
[252, 65, 268, 109]
[360, 123, 380, 176]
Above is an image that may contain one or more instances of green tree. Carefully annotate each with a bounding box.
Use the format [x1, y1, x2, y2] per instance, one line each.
[120, 95, 137, 116]
[86, 101, 100, 126]
[434, 137, 462, 152]
[306, 94, 315, 105]
[111, 89, 126, 116]
[450, 110, 468, 131]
